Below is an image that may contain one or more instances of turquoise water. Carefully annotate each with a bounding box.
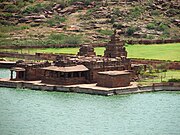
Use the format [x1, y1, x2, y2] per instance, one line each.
[0, 68, 11, 79]
[0, 69, 180, 135]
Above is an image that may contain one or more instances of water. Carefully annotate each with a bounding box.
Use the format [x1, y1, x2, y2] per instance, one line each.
[0, 68, 11, 79]
[0, 69, 180, 135]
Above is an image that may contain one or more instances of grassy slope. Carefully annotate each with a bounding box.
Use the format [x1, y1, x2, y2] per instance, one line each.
[1, 43, 180, 61]
[0, 0, 180, 45]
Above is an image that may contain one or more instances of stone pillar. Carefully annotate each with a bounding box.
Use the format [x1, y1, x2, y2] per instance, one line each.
[57, 72, 60, 78]
[64, 73, 68, 78]
[71, 72, 73, 78]
[78, 72, 82, 77]
[23, 72, 26, 80]
[51, 71, 54, 78]
[10, 71, 13, 80]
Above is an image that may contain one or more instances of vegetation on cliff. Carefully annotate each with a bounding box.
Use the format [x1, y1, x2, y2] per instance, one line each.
[0, 0, 179, 45]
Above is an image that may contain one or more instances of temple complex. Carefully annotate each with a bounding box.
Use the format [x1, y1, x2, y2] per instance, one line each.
[10, 31, 139, 87]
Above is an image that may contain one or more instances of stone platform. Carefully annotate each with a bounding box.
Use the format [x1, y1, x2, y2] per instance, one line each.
[0, 78, 179, 96]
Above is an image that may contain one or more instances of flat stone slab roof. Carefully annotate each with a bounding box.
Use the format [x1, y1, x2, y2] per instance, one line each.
[0, 61, 16, 64]
[98, 70, 130, 76]
[10, 67, 25, 71]
[41, 65, 89, 72]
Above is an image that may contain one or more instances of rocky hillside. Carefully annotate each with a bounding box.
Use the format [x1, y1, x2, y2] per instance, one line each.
[0, 0, 179, 46]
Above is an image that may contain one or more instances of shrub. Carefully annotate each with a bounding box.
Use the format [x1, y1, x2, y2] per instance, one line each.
[160, 31, 170, 39]
[86, 7, 97, 15]
[166, 9, 180, 16]
[16, 0, 27, 8]
[97, 29, 113, 36]
[157, 23, 169, 31]
[63, 35, 81, 44]
[113, 23, 123, 29]
[4, 4, 19, 13]
[19, 25, 30, 30]
[1, 13, 13, 18]
[146, 23, 156, 29]
[22, 3, 46, 14]
[0, 20, 14, 26]
[49, 33, 65, 41]
[109, 16, 115, 24]
[46, 16, 66, 27]
[0, 25, 15, 32]
[48, 33, 82, 45]
[126, 27, 138, 36]
[28, 0, 35, 3]
[30, 23, 40, 27]
[69, 0, 93, 6]
[146, 22, 169, 32]
[129, 6, 144, 19]
[0, 32, 9, 38]
[151, 10, 160, 16]
[0, 25, 30, 33]
[146, 35, 155, 39]
[113, 8, 121, 17]
[168, 78, 180, 82]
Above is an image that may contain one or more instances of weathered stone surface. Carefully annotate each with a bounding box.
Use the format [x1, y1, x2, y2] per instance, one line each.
[97, 71, 130, 88]
[104, 30, 127, 58]
[59, 6, 77, 14]
[77, 45, 96, 57]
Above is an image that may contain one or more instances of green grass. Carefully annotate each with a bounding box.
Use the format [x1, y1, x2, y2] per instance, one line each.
[138, 70, 180, 85]
[0, 43, 180, 61]
[126, 43, 180, 61]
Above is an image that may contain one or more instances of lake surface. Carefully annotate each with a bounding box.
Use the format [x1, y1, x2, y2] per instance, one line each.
[0, 69, 180, 135]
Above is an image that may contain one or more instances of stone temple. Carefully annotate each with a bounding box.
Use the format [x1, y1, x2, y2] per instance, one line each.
[10, 31, 140, 88]
[104, 30, 127, 58]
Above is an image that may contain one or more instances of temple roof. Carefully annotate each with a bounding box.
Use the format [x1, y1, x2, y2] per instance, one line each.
[42, 65, 89, 72]
[10, 67, 26, 72]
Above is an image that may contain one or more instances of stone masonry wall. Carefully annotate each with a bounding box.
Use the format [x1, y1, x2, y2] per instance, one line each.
[97, 74, 130, 88]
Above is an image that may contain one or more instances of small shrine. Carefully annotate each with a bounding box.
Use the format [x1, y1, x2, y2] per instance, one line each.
[97, 71, 130, 88]
[77, 44, 96, 57]
[104, 30, 127, 58]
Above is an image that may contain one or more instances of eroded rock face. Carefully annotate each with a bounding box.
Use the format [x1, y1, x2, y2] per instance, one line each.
[172, 19, 180, 26]
[18, 15, 46, 23]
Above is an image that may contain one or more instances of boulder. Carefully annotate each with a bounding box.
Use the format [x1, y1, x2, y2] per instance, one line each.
[18, 18, 29, 23]
[26, 15, 46, 20]
[67, 25, 81, 32]
[59, 6, 77, 14]
[172, 19, 180, 26]
[133, 32, 146, 38]
[56, 23, 66, 28]
[52, 4, 62, 10]
[34, 19, 45, 22]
